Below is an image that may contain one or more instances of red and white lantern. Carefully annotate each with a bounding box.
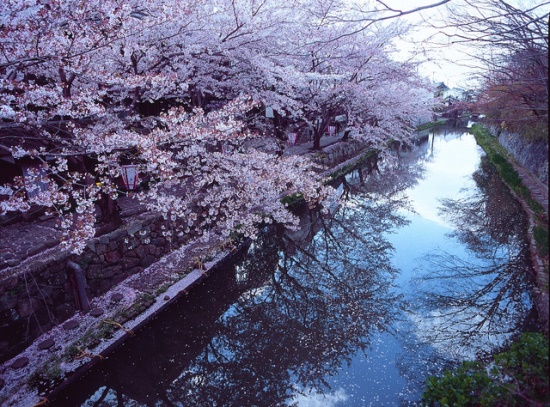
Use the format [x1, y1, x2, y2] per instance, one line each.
[120, 165, 139, 190]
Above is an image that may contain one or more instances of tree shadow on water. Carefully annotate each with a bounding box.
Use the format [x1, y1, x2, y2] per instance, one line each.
[409, 156, 538, 361]
[53, 170, 413, 407]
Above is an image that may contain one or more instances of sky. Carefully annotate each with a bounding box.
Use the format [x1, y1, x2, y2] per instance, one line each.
[386, 0, 480, 89]
[383, 0, 550, 89]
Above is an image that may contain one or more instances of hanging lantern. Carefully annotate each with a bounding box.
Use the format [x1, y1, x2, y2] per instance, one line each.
[120, 164, 139, 190]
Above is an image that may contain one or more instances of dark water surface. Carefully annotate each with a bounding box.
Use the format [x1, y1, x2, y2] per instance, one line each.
[51, 129, 537, 406]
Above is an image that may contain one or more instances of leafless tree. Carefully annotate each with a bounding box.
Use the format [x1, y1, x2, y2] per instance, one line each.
[435, 0, 549, 139]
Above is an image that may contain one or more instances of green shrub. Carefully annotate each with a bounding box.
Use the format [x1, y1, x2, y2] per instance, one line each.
[422, 332, 549, 406]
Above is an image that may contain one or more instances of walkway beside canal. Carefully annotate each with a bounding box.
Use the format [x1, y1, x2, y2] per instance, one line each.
[513, 161, 548, 213]
[510, 161, 549, 335]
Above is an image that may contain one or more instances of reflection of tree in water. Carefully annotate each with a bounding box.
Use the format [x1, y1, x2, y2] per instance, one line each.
[442, 156, 528, 258]
[52, 148, 427, 407]
[412, 156, 536, 358]
[164, 175, 412, 406]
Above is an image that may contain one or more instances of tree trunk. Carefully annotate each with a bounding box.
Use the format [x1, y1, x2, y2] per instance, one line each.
[312, 131, 322, 150]
[95, 193, 122, 236]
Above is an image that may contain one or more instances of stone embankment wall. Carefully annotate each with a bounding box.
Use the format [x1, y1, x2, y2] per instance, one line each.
[490, 126, 548, 184]
[0, 213, 186, 364]
[309, 138, 369, 170]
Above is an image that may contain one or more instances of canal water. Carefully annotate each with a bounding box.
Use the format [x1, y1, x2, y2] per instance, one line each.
[50, 128, 538, 406]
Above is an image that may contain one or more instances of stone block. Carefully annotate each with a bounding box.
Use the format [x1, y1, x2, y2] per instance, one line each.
[105, 250, 122, 264]
[86, 264, 104, 279]
[124, 248, 138, 258]
[95, 243, 108, 255]
[17, 297, 41, 318]
[150, 238, 165, 246]
[86, 241, 96, 253]
[127, 266, 143, 275]
[133, 245, 147, 259]
[123, 257, 141, 269]
[127, 222, 143, 236]
[92, 265, 119, 279]
[109, 229, 128, 241]
[141, 255, 157, 267]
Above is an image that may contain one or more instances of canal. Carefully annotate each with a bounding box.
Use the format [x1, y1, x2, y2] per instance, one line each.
[50, 127, 538, 406]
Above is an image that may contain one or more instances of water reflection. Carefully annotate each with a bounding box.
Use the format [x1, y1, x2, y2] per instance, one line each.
[50, 129, 537, 406]
[52, 168, 413, 406]
[411, 155, 536, 358]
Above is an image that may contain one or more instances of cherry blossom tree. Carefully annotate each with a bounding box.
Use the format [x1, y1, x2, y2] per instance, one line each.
[0, 0, 332, 252]
[0, 0, 436, 254]
[277, 0, 435, 149]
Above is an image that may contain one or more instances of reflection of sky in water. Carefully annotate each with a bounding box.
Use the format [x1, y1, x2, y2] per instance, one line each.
[53, 130, 533, 407]
[312, 130, 531, 406]
[407, 132, 482, 227]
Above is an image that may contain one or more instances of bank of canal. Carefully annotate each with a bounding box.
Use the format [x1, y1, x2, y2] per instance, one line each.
[50, 127, 539, 406]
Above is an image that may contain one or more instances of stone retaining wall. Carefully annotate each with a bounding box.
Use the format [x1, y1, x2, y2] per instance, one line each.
[309, 139, 367, 169]
[489, 126, 548, 184]
[0, 214, 186, 364]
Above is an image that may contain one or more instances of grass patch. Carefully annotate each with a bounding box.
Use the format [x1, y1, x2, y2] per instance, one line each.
[534, 226, 549, 258]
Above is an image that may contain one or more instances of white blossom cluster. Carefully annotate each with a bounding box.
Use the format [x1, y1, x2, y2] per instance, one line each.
[0, 0, 435, 253]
